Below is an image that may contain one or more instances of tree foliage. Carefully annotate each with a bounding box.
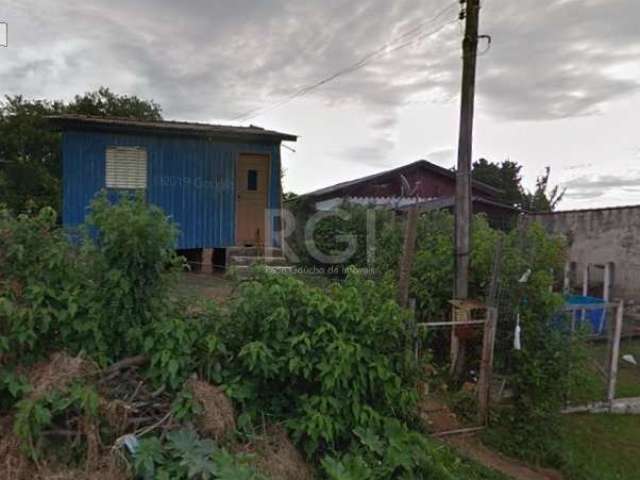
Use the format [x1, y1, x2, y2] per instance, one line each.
[521, 166, 566, 212]
[472, 158, 565, 212]
[0, 88, 162, 214]
[65, 87, 162, 120]
[472, 158, 525, 207]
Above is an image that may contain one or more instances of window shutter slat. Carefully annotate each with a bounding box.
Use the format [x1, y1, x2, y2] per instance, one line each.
[106, 147, 147, 189]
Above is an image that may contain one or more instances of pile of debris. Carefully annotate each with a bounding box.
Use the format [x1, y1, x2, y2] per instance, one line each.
[0, 352, 314, 480]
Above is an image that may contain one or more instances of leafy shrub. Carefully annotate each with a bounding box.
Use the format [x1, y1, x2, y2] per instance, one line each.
[483, 223, 589, 465]
[206, 271, 419, 457]
[287, 204, 500, 322]
[322, 417, 506, 480]
[288, 203, 584, 467]
[286, 200, 400, 273]
[13, 382, 99, 459]
[84, 192, 184, 361]
[134, 428, 265, 479]
[144, 313, 208, 389]
[0, 193, 184, 372]
[0, 206, 84, 364]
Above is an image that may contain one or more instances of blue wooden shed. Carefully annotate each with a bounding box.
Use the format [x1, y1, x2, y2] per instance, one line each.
[50, 115, 297, 255]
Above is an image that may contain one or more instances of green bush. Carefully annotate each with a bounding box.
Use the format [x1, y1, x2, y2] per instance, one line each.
[0, 206, 84, 364]
[133, 428, 265, 479]
[13, 382, 99, 459]
[84, 192, 184, 361]
[0, 192, 184, 380]
[321, 417, 506, 480]
[287, 205, 500, 322]
[205, 270, 419, 457]
[483, 223, 589, 466]
[0, 192, 584, 478]
[286, 200, 400, 273]
[287, 203, 585, 467]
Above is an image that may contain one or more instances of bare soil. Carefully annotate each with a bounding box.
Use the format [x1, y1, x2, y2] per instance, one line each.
[176, 272, 235, 303]
[447, 435, 563, 480]
[419, 397, 563, 480]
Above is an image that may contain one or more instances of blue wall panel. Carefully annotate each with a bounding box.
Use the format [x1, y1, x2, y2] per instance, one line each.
[62, 130, 282, 249]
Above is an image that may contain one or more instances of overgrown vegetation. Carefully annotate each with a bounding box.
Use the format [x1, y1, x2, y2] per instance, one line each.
[212, 271, 419, 457]
[0, 192, 184, 369]
[286, 201, 591, 472]
[472, 158, 565, 211]
[321, 418, 507, 480]
[133, 429, 264, 479]
[0, 195, 514, 479]
[0, 88, 162, 213]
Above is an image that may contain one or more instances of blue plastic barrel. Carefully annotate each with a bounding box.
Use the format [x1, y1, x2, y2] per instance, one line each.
[566, 295, 607, 335]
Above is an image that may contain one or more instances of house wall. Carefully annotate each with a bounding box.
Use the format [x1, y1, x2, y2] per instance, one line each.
[526, 206, 640, 302]
[62, 130, 282, 249]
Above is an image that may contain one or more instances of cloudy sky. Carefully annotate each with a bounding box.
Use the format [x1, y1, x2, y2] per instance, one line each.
[2, 0, 640, 209]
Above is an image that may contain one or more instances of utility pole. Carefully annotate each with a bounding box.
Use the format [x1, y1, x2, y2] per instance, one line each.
[451, 0, 481, 377]
[454, 0, 480, 301]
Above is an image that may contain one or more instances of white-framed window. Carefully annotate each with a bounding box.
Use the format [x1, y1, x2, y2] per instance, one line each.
[105, 146, 147, 190]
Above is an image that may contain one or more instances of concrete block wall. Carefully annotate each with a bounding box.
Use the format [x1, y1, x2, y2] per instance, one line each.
[525, 205, 640, 303]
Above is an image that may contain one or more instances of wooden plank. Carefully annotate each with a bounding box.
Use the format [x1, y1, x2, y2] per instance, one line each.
[477, 307, 497, 425]
[397, 206, 419, 308]
[607, 300, 624, 404]
[418, 319, 486, 328]
[431, 426, 485, 438]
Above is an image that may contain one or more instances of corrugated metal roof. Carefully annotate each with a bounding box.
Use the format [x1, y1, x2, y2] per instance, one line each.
[297, 159, 501, 199]
[395, 195, 521, 212]
[48, 114, 298, 142]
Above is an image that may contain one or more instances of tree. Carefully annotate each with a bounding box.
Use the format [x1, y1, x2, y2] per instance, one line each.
[0, 88, 162, 214]
[472, 158, 525, 207]
[472, 159, 565, 212]
[282, 191, 298, 202]
[66, 87, 162, 120]
[0, 96, 66, 213]
[521, 166, 566, 212]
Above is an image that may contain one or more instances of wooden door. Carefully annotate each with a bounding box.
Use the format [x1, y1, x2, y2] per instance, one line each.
[236, 154, 270, 246]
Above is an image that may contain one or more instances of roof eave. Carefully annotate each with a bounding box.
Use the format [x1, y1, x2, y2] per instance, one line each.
[46, 116, 298, 143]
[298, 159, 502, 200]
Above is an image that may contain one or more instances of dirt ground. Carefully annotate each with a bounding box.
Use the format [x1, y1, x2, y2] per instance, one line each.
[420, 398, 563, 480]
[175, 272, 235, 303]
[447, 435, 563, 480]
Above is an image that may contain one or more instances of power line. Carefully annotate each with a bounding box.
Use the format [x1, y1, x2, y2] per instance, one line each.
[232, 2, 459, 122]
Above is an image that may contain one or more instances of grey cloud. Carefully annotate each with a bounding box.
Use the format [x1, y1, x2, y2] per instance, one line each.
[478, 0, 640, 120]
[369, 115, 397, 131]
[563, 163, 593, 171]
[562, 173, 640, 199]
[426, 147, 455, 167]
[2, 0, 640, 124]
[340, 138, 396, 167]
